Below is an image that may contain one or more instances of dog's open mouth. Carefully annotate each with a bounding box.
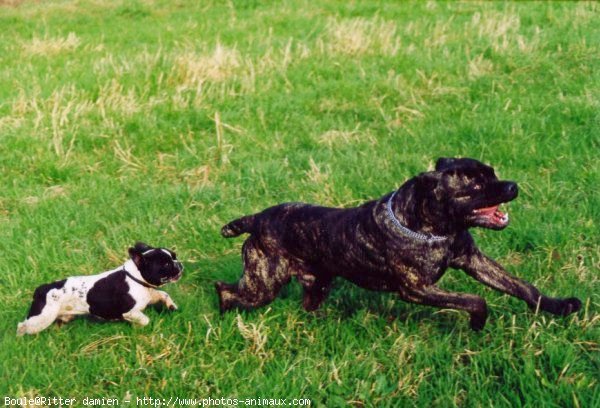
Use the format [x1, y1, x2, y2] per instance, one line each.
[472, 204, 509, 227]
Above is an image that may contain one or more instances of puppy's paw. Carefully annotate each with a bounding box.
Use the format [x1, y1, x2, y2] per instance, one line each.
[167, 301, 178, 311]
[16, 322, 27, 337]
[137, 315, 150, 326]
[123, 311, 150, 326]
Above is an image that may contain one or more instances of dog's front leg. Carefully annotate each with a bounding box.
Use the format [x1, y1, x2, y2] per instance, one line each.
[399, 285, 488, 330]
[454, 249, 581, 316]
[123, 310, 150, 326]
[149, 289, 178, 311]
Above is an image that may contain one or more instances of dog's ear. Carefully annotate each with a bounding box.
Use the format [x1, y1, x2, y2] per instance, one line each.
[414, 171, 446, 203]
[129, 245, 146, 267]
[415, 172, 443, 196]
[436, 157, 485, 172]
[133, 242, 152, 253]
[435, 157, 458, 171]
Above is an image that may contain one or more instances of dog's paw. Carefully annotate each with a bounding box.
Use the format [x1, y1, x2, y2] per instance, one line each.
[123, 311, 150, 326]
[16, 322, 27, 337]
[137, 315, 150, 326]
[538, 296, 582, 316]
[557, 297, 582, 316]
[469, 311, 487, 331]
[167, 302, 178, 311]
[214, 281, 231, 314]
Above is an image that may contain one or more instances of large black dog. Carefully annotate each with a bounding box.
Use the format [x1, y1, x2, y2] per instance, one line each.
[216, 158, 581, 330]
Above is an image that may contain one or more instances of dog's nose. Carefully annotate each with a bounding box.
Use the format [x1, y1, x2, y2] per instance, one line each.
[504, 182, 518, 197]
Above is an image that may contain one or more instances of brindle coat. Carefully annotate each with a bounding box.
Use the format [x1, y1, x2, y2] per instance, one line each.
[216, 158, 581, 330]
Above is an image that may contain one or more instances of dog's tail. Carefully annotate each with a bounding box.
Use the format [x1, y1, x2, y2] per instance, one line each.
[221, 215, 257, 238]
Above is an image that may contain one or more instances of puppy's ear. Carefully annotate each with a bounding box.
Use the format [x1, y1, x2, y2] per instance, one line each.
[435, 157, 457, 171]
[128, 246, 145, 268]
[133, 242, 152, 253]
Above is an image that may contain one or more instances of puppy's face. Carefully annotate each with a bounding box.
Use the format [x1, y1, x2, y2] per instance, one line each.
[128, 242, 183, 286]
[433, 158, 518, 230]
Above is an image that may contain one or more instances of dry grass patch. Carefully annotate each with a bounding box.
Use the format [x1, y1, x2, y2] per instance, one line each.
[170, 41, 306, 99]
[0, 116, 24, 131]
[93, 49, 163, 79]
[79, 335, 130, 355]
[22, 32, 81, 56]
[96, 80, 140, 118]
[9, 81, 141, 159]
[470, 10, 539, 54]
[468, 54, 494, 79]
[318, 129, 361, 147]
[179, 165, 212, 190]
[113, 139, 145, 173]
[322, 17, 400, 56]
[305, 157, 330, 187]
[571, 2, 598, 26]
[0, 0, 26, 6]
[423, 17, 456, 48]
[236, 314, 270, 359]
[46, 87, 91, 160]
[304, 157, 337, 205]
[21, 185, 68, 206]
[317, 126, 376, 147]
[473, 10, 520, 42]
[173, 44, 242, 86]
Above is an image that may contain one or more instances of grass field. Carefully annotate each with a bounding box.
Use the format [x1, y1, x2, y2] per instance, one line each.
[1, 0, 599, 406]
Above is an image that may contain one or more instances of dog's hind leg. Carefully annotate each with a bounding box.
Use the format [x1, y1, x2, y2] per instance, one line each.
[399, 285, 488, 331]
[296, 267, 333, 312]
[17, 301, 61, 336]
[57, 314, 75, 324]
[216, 238, 291, 312]
[456, 250, 582, 317]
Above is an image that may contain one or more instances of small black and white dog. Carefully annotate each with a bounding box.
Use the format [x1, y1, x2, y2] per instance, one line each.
[17, 242, 183, 336]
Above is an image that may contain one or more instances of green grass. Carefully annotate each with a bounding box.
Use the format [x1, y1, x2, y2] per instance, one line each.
[1, 0, 599, 406]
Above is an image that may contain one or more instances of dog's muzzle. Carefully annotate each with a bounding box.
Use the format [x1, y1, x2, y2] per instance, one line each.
[471, 181, 518, 229]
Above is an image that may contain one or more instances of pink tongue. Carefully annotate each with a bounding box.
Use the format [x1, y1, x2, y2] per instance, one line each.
[475, 205, 507, 224]
[475, 205, 498, 215]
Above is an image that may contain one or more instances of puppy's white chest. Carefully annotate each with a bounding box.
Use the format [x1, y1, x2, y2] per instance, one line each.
[127, 283, 152, 308]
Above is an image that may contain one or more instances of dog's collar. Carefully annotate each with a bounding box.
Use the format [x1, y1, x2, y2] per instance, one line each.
[123, 260, 157, 289]
[386, 190, 447, 244]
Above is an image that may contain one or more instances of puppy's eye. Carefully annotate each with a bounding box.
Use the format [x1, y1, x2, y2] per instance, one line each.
[473, 185, 482, 190]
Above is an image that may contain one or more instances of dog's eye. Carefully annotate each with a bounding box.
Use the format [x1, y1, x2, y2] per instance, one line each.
[473, 184, 482, 190]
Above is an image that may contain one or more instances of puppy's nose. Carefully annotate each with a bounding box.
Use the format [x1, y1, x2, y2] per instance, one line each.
[504, 182, 518, 197]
